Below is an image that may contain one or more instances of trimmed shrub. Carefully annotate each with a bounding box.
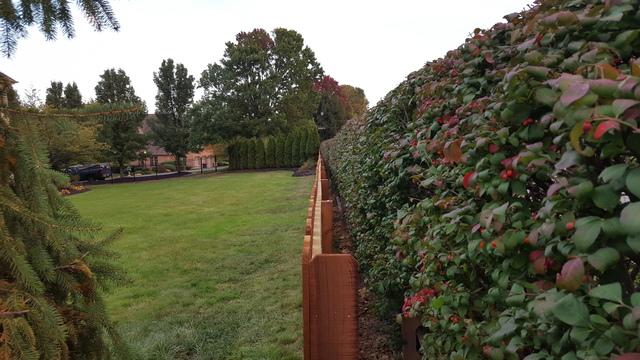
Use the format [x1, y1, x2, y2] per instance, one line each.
[299, 126, 309, 162]
[306, 126, 320, 159]
[227, 141, 238, 170]
[247, 138, 256, 169]
[291, 129, 301, 167]
[255, 137, 266, 169]
[284, 133, 294, 167]
[325, 1, 640, 359]
[240, 138, 249, 170]
[265, 136, 276, 168]
[275, 134, 285, 168]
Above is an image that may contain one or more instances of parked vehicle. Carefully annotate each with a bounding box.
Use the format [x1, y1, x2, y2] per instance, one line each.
[66, 163, 112, 181]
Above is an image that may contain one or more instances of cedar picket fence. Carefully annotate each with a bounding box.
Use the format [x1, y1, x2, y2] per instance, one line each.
[302, 155, 358, 359]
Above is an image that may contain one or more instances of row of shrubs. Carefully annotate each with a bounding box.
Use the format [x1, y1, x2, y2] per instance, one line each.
[323, 0, 640, 359]
[227, 125, 320, 170]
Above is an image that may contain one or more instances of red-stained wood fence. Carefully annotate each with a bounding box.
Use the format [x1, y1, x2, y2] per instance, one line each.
[302, 155, 358, 360]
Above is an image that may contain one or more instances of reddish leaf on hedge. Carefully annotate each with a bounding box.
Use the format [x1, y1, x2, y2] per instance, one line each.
[560, 82, 590, 106]
[556, 258, 584, 291]
[614, 354, 640, 360]
[594, 120, 620, 140]
[463, 171, 476, 189]
[443, 140, 463, 163]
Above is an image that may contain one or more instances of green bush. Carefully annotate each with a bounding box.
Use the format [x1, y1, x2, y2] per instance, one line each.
[240, 139, 249, 170]
[247, 138, 257, 169]
[227, 141, 238, 170]
[306, 126, 320, 159]
[299, 126, 309, 162]
[291, 129, 302, 167]
[325, 1, 640, 358]
[284, 133, 294, 167]
[255, 138, 266, 169]
[265, 136, 276, 168]
[275, 134, 286, 168]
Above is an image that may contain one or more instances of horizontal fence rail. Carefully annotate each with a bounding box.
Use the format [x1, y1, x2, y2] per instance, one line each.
[302, 155, 358, 360]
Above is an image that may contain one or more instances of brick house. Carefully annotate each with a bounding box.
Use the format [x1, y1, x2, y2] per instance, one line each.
[132, 115, 225, 170]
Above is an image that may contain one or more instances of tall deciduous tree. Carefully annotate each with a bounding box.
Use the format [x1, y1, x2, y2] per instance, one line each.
[192, 28, 323, 142]
[45, 81, 64, 109]
[340, 85, 368, 119]
[151, 59, 195, 172]
[63, 82, 83, 108]
[0, 0, 119, 56]
[95, 68, 141, 104]
[314, 76, 348, 139]
[94, 104, 147, 175]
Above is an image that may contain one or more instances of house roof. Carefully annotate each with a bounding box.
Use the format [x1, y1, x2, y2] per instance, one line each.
[0, 71, 17, 85]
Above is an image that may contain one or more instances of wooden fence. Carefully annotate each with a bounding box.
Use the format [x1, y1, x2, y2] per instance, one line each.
[302, 155, 358, 360]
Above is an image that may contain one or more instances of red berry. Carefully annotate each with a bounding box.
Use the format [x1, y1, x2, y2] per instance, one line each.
[583, 122, 592, 133]
[565, 222, 575, 231]
[506, 169, 514, 178]
[491, 241, 497, 249]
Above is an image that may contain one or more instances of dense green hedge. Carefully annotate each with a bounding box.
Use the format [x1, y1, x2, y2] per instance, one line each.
[323, 1, 640, 358]
[228, 126, 320, 170]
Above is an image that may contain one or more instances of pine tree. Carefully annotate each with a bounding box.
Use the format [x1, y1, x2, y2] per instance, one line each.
[275, 134, 285, 168]
[63, 82, 83, 108]
[0, 109, 130, 359]
[265, 137, 276, 168]
[255, 138, 266, 169]
[307, 126, 320, 159]
[247, 138, 257, 169]
[240, 139, 249, 169]
[0, 0, 120, 57]
[45, 81, 64, 109]
[152, 59, 196, 172]
[95, 69, 141, 105]
[291, 130, 301, 167]
[299, 127, 309, 162]
[283, 133, 293, 167]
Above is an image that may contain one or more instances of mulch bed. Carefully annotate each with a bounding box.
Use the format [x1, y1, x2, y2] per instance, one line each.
[331, 195, 402, 360]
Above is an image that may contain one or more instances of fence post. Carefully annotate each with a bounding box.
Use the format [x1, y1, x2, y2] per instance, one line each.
[309, 255, 358, 360]
[402, 317, 421, 360]
[321, 200, 333, 254]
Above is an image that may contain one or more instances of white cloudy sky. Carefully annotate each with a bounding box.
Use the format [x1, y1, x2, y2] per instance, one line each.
[2, 0, 533, 111]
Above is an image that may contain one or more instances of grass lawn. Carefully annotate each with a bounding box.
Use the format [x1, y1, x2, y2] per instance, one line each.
[70, 171, 313, 360]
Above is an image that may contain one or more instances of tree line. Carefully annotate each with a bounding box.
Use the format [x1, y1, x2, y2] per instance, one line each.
[16, 28, 367, 174]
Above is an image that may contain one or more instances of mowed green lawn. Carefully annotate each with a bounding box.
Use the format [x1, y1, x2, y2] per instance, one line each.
[70, 171, 313, 360]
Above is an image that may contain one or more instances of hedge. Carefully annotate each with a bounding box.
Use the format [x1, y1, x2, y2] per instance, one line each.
[276, 134, 286, 168]
[256, 138, 266, 169]
[227, 127, 319, 170]
[266, 136, 276, 168]
[284, 133, 294, 167]
[323, 1, 640, 358]
[247, 138, 256, 169]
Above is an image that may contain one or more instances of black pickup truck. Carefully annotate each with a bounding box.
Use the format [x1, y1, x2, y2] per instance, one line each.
[66, 163, 112, 181]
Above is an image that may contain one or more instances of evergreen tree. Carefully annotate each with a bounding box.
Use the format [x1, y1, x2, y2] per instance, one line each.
[63, 82, 83, 108]
[94, 104, 147, 175]
[306, 126, 320, 159]
[151, 59, 196, 172]
[45, 81, 64, 109]
[95, 69, 141, 104]
[275, 134, 285, 168]
[284, 133, 294, 167]
[299, 127, 309, 162]
[0, 109, 129, 359]
[227, 141, 237, 170]
[265, 136, 276, 168]
[247, 138, 257, 169]
[255, 138, 266, 169]
[291, 130, 301, 166]
[0, 0, 119, 57]
[240, 139, 249, 169]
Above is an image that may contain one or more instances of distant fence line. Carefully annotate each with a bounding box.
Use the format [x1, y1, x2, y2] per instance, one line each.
[302, 155, 358, 359]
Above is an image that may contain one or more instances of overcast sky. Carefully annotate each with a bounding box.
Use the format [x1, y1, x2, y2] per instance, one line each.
[2, 0, 533, 111]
